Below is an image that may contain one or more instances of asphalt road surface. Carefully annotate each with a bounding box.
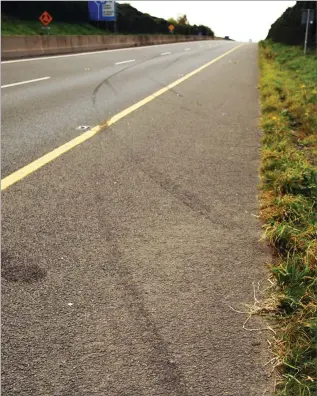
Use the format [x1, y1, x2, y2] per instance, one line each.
[2, 40, 273, 395]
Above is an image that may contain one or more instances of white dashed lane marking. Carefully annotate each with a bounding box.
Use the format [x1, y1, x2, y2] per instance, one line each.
[1, 76, 51, 88]
[115, 59, 136, 65]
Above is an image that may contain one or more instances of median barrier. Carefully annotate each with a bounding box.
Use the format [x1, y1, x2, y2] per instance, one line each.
[1, 34, 214, 60]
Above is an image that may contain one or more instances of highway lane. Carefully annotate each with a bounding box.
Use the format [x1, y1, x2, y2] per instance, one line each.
[1, 40, 221, 81]
[2, 43, 273, 395]
[1, 40, 236, 178]
[1, 40, 226, 87]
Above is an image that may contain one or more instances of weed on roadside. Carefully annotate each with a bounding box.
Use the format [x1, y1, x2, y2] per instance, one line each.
[258, 40, 317, 396]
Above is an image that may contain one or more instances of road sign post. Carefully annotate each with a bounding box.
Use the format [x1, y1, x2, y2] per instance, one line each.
[168, 24, 174, 34]
[301, 9, 315, 55]
[39, 11, 53, 28]
[39, 11, 53, 35]
[88, 1, 117, 33]
[88, 1, 116, 22]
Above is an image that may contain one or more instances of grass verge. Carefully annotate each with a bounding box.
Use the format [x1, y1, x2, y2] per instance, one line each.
[258, 40, 317, 395]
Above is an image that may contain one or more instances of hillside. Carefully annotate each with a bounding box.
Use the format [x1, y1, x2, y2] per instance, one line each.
[1, 1, 214, 37]
[266, 1, 316, 46]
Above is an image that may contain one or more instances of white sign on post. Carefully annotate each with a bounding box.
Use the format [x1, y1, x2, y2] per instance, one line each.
[102, 0, 115, 18]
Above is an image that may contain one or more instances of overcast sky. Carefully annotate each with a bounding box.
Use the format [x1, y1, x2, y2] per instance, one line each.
[117, 1, 296, 42]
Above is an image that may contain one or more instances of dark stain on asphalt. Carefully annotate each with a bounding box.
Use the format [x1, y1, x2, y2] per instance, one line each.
[1, 250, 47, 283]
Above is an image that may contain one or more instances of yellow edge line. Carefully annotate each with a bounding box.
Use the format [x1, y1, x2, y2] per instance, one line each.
[1, 44, 244, 191]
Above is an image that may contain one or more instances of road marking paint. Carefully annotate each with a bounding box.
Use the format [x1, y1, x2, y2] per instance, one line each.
[1, 125, 105, 191]
[1, 76, 51, 88]
[2, 40, 217, 64]
[185, 48, 191, 51]
[161, 52, 171, 56]
[75, 125, 91, 131]
[115, 59, 135, 65]
[1, 44, 243, 191]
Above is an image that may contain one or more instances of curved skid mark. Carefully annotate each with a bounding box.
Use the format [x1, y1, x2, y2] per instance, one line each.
[91, 49, 193, 108]
[92, 53, 166, 106]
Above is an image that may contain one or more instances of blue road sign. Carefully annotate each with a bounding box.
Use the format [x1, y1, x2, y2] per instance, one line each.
[88, 0, 116, 22]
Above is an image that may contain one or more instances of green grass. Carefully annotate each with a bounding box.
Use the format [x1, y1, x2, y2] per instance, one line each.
[258, 40, 317, 395]
[1, 15, 112, 36]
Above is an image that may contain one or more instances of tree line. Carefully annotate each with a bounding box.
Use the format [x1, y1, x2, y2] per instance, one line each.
[1, 1, 214, 37]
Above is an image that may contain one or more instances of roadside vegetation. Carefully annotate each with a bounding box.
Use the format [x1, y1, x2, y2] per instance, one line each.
[1, 15, 109, 36]
[266, 1, 316, 47]
[1, 2, 214, 37]
[258, 40, 317, 395]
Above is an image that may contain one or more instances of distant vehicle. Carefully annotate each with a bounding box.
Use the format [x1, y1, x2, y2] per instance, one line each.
[224, 36, 230, 40]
